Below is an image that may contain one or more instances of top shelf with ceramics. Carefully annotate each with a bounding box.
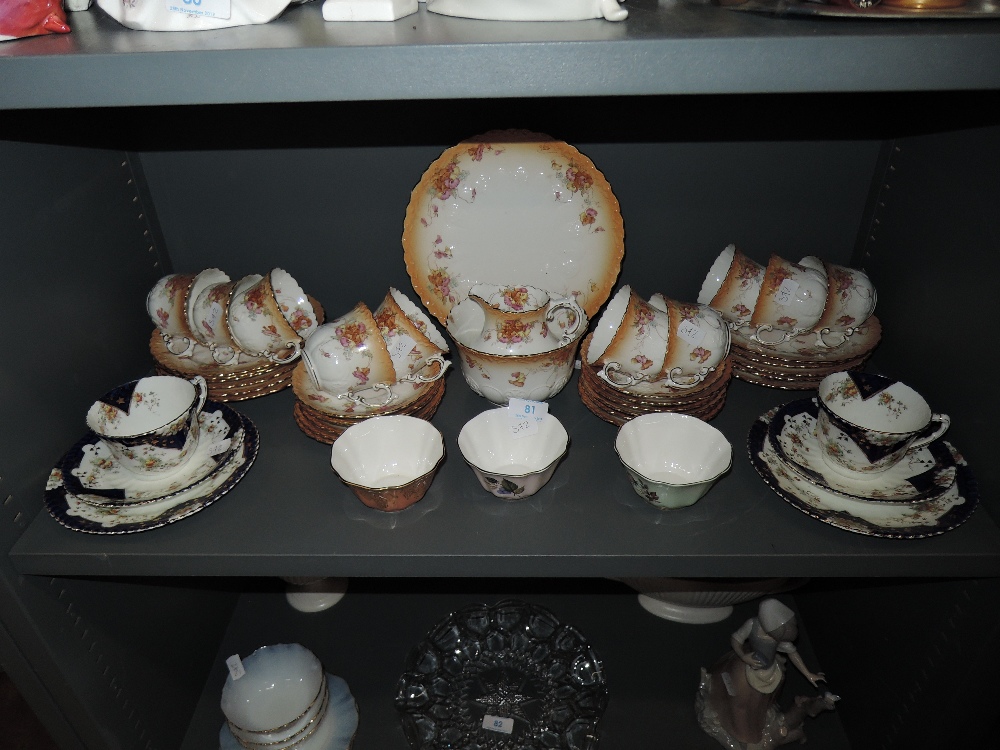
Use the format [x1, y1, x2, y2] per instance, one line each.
[2, 1, 1000, 110]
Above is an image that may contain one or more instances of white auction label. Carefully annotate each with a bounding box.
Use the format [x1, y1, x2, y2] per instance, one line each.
[225, 654, 245, 680]
[676, 318, 706, 347]
[207, 437, 232, 457]
[387, 334, 418, 363]
[507, 398, 548, 438]
[774, 279, 800, 306]
[167, 0, 231, 20]
[482, 715, 514, 734]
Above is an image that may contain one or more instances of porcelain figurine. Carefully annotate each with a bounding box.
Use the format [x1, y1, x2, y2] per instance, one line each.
[1, 0, 70, 42]
[95, 0, 307, 32]
[696, 598, 839, 749]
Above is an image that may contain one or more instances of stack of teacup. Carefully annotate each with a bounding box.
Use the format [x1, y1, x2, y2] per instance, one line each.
[698, 245, 880, 389]
[445, 282, 589, 405]
[219, 643, 359, 750]
[291, 288, 451, 443]
[148, 267, 324, 401]
[578, 285, 733, 425]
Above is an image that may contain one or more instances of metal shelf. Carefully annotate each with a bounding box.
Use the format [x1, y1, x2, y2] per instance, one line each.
[11, 376, 1000, 579]
[3, 2, 1000, 110]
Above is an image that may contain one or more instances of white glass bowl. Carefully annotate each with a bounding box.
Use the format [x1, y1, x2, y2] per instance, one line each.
[615, 413, 732, 510]
[330, 415, 445, 511]
[457, 408, 569, 499]
[221, 643, 325, 740]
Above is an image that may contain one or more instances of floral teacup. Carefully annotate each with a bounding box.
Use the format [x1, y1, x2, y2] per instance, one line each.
[816, 371, 950, 477]
[698, 244, 765, 327]
[649, 294, 730, 389]
[747, 255, 828, 345]
[799, 256, 877, 349]
[373, 288, 450, 378]
[587, 286, 671, 388]
[227, 273, 304, 363]
[147, 272, 199, 357]
[85, 375, 208, 476]
[190, 279, 243, 365]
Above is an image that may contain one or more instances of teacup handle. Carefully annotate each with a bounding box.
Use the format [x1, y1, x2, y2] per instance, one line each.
[338, 382, 396, 408]
[909, 414, 951, 452]
[747, 324, 796, 347]
[163, 333, 196, 358]
[545, 298, 585, 345]
[659, 365, 716, 390]
[598, 361, 651, 388]
[398, 355, 451, 384]
[189, 375, 208, 413]
[211, 344, 240, 366]
[267, 340, 302, 365]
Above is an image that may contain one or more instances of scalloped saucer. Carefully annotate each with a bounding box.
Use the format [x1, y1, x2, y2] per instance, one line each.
[768, 398, 957, 503]
[44, 413, 258, 535]
[748, 407, 977, 539]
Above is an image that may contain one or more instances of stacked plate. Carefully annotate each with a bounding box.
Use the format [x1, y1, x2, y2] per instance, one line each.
[291, 362, 446, 444]
[44, 401, 258, 534]
[729, 316, 881, 390]
[577, 333, 733, 425]
[748, 398, 978, 538]
[151, 296, 326, 402]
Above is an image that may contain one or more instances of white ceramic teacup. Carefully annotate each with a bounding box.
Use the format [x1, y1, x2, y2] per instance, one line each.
[698, 244, 765, 326]
[190, 279, 243, 365]
[147, 272, 199, 357]
[227, 272, 307, 364]
[587, 286, 671, 387]
[816, 371, 950, 477]
[649, 294, 730, 388]
[799, 256, 877, 348]
[373, 288, 450, 378]
[85, 375, 208, 476]
[746, 255, 828, 345]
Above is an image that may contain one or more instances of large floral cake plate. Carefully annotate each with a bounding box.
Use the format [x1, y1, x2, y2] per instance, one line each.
[768, 398, 957, 503]
[748, 408, 977, 539]
[59, 401, 243, 507]
[44, 414, 258, 534]
[403, 131, 624, 326]
[395, 599, 608, 750]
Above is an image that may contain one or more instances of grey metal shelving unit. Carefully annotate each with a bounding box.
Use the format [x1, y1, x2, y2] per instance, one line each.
[2, 2, 999, 749]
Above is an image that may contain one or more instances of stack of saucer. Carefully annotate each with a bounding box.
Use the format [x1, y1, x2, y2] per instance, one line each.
[577, 333, 733, 426]
[291, 362, 446, 444]
[729, 315, 881, 390]
[748, 394, 978, 538]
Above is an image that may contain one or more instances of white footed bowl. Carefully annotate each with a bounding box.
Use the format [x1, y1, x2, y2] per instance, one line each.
[458, 408, 569, 499]
[615, 413, 732, 510]
[221, 643, 324, 735]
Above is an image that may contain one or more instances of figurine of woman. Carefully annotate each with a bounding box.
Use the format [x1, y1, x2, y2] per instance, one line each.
[697, 598, 838, 749]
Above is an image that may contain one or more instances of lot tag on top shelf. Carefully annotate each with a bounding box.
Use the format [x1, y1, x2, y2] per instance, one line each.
[676, 318, 706, 347]
[167, 0, 232, 20]
[508, 398, 548, 438]
[225, 654, 245, 680]
[482, 715, 514, 734]
[387, 334, 418, 363]
[774, 279, 800, 306]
